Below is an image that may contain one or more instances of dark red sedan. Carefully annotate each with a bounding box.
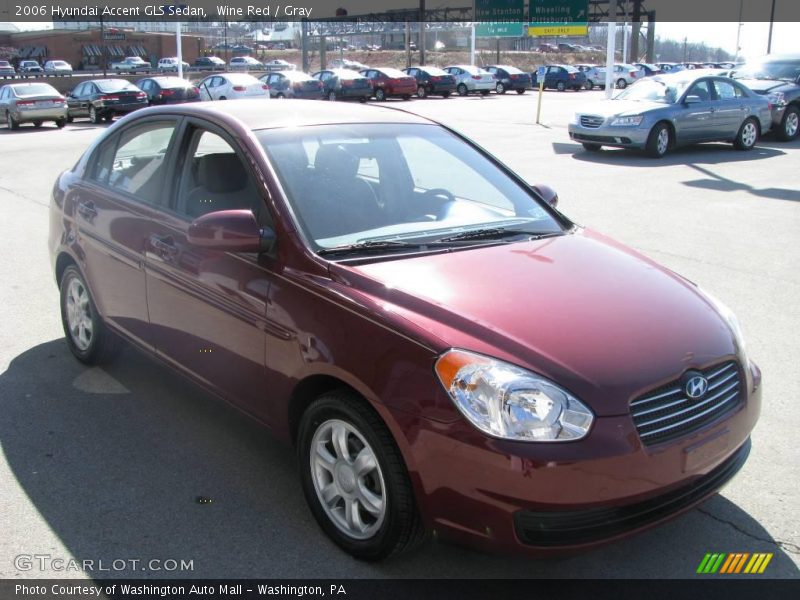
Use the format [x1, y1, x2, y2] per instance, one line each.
[359, 67, 418, 101]
[49, 101, 760, 560]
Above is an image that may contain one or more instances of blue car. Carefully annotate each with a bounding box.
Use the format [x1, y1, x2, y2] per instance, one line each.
[485, 65, 531, 94]
[532, 65, 586, 92]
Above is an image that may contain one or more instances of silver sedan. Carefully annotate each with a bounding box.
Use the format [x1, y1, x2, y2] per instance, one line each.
[568, 71, 772, 158]
[0, 82, 68, 129]
[443, 65, 495, 96]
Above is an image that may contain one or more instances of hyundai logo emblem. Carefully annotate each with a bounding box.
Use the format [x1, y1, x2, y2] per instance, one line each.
[685, 375, 709, 400]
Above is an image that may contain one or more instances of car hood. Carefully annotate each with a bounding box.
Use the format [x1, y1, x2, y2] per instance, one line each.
[332, 229, 738, 416]
[735, 78, 796, 94]
[577, 99, 668, 118]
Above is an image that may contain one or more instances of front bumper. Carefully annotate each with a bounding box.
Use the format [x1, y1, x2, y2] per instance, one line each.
[568, 120, 652, 149]
[403, 360, 761, 554]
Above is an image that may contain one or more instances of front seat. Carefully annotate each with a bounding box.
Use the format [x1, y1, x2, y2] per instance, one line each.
[184, 153, 262, 220]
[306, 144, 383, 240]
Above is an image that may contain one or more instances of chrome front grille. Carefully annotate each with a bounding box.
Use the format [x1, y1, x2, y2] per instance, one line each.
[580, 115, 604, 128]
[631, 362, 743, 446]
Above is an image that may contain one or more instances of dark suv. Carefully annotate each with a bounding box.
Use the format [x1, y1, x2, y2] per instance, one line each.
[733, 53, 800, 141]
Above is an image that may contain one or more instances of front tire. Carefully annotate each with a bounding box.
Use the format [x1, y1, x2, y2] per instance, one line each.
[59, 265, 121, 365]
[777, 105, 799, 141]
[556, 81, 566, 92]
[88, 105, 101, 124]
[496, 82, 506, 94]
[617, 78, 627, 89]
[734, 118, 759, 150]
[416, 85, 427, 99]
[516, 88, 526, 95]
[298, 391, 425, 561]
[646, 122, 671, 158]
[7, 110, 19, 130]
[374, 88, 386, 102]
[55, 118, 66, 129]
[328, 91, 336, 102]
[582, 142, 602, 152]
[585, 80, 594, 90]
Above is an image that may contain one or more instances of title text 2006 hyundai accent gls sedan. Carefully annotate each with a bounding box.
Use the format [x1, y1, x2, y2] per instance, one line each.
[49, 101, 761, 560]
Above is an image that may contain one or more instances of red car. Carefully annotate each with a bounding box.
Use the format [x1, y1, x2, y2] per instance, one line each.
[49, 101, 760, 560]
[359, 67, 417, 101]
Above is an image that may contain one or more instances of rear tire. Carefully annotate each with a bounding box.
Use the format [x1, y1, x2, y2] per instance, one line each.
[585, 80, 594, 90]
[556, 81, 566, 92]
[298, 390, 426, 561]
[646, 122, 671, 158]
[734, 118, 759, 150]
[88, 105, 101, 124]
[582, 143, 602, 152]
[617, 78, 627, 89]
[375, 88, 386, 102]
[516, 88, 526, 94]
[776, 105, 799, 141]
[33, 120, 42, 128]
[328, 91, 337, 102]
[402, 95, 411, 101]
[66, 115, 73, 123]
[480, 89, 490, 96]
[496, 82, 506, 94]
[416, 85, 427, 99]
[59, 265, 121, 365]
[457, 83, 468, 96]
[7, 110, 19, 130]
[55, 118, 66, 129]
[442, 91, 451, 98]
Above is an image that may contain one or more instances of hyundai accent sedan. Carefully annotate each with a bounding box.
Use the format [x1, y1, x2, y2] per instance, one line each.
[49, 101, 761, 560]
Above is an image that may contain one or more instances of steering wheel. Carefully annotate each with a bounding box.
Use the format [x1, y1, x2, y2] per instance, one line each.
[420, 188, 456, 221]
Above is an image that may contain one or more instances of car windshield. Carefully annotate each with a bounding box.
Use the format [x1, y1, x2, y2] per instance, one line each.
[616, 78, 688, 103]
[52, 61, 69, 67]
[14, 84, 59, 97]
[95, 80, 139, 92]
[0, 61, 10, 67]
[733, 60, 800, 81]
[257, 123, 563, 251]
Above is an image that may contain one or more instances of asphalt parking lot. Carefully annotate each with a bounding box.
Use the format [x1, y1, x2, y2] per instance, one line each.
[0, 89, 798, 579]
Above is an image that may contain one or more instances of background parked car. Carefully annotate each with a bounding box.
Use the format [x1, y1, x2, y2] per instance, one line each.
[360, 67, 417, 101]
[260, 71, 323, 99]
[537, 43, 558, 53]
[558, 43, 578, 53]
[0, 82, 67, 129]
[66, 79, 147, 124]
[229, 56, 263, 71]
[193, 56, 226, 71]
[732, 53, 800, 141]
[533, 65, 586, 92]
[595, 63, 643, 89]
[157, 57, 190, 73]
[443, 65, 495, 96]
[43, 60, 73, 77]
[263, 59, 296, 72]
[135, 77, 200, 105]
[18, 60, 43, 77]
[485, 65, 531, 94]
[0, 60, 16, 79]
[634, 63, 663, 77]
[568, 72, 772, 157]
[403, 66, 456, 98]
[110, 56, 151, 73]
[329, 58, 369, 71]
[312, 69, 372, 102]
[575, 64, 603, 90]
[197, 73, 269, 101]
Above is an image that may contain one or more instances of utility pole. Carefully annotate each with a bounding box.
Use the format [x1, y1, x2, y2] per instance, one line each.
[605, 0, 617, 98]
[100, 16, 106, 78]
[176, 20, 183, 79]
[734, 0, 744, 62]
[419, 0, 426, 67]
[683, 36, 688, 62]
[767, 0, 776, 54]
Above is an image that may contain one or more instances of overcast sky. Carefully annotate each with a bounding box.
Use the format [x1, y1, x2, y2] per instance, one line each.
[9, 21, 797, 57]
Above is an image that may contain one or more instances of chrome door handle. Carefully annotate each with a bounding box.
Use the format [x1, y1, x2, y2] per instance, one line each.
[77, 200, 97, 220]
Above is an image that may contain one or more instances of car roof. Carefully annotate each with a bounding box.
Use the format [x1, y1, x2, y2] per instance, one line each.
[136, 99, 433, 131]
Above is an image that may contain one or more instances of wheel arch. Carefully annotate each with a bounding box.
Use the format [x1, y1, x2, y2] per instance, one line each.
[55, 251, 79, 286]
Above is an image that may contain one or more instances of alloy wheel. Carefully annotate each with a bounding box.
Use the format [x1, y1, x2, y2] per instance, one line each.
[310, 419, 387, 540]
[65, 278, 93, 351]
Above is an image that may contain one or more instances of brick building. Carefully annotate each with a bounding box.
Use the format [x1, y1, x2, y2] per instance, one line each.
[0, 28, 205, 69]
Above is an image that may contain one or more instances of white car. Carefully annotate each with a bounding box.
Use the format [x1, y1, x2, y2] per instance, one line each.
[263, 59, 296, 72]
[443, 64, 496, 96]
[229, 56, 263, 71]
[197, 73, 269, 101]
[595, 63, 644, 89]
[110, 56, 151, 73]
[157, 57, 190, 73]
[43, 60, 73, 77]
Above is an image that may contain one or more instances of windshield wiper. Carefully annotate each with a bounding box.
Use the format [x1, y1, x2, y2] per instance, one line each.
[435, 228, 561, 243]
[317, 240, 429, 257]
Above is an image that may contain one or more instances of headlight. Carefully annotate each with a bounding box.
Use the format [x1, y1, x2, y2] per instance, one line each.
[767, 91, 786, 107]
[698, 287, 746, 356]
[611, 115, 644, 126]
[434, 349, 594, 442]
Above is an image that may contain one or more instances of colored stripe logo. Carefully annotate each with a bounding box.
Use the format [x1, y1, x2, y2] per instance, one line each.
[697, 552, 773, 574]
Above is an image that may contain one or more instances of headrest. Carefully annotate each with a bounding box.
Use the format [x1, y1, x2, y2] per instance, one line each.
[314, 144, 359, 180]
[197, 153, 247, 194]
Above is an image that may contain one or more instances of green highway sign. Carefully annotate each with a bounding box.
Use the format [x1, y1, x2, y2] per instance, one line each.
[474, 0, 525, 22]
[529, 0, 589, 24]
[475, 22, 525, 38]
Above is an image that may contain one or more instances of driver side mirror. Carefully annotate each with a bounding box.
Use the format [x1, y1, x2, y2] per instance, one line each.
[531, 183, 559, 208]
[684, 95, 702, 105]
[188, 209, 275, 254]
